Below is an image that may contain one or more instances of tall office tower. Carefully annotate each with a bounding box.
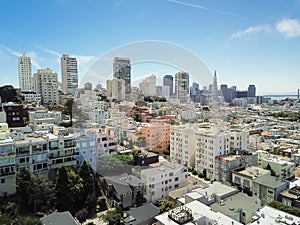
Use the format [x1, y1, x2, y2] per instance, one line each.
[113, 57, 131, 95]
[175, 72, 189, 103]
[18, 52, 32, 91]
[139, 74, 156, 96]
[221, 84, 230, 103]
[190, 82, 200, 102]
[247, 84, 256, 97]
[163, 75, 173, 96]
[61, 54, 78, 95]
[211, 70, 219, 105]
[106, 78, 125, 101]
[33, 68, 59, 105]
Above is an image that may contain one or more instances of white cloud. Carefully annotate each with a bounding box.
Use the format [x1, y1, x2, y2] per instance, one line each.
[230, 25, 272, 39]
[276, 18, 300, 38]
[0, 45, 41, 69]
[39, 46, 98, 77]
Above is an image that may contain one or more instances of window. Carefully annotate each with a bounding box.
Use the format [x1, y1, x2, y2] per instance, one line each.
[89, 158, 93, 163]
[0, 178, 4, 184]
[82, 151, 87, 155]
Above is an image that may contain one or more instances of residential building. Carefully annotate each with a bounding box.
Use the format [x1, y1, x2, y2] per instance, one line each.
[18, 52, 32, 91]
[170, 124, 197, 168]
[252, 174, 289, 205]
[107, 78, 126, 101]
[141, 162, 188, 202]
[139, 74, 156, 96]
[215, 155, 242, 183]
[280, 185, 300, 207]
[104, 173, 144, 209]
[163, 75, 173, 96]
[210, 192, 261, 225]
[113, 57, 131, 95]
[40, 211, 80, 225]
[175, 71, 189, 103]
[195, 124, 231, 181]
[161, 86, 170, 98]
[22, 92, 41, 103]
[259, 155, 295, 180]
[155, 200, 243, 225]
[88, 109, 109, 123]
[28, 110, 62, 129]
[46, 126, 77, 180]
[33, 68, 59, 105]
[249, 206, 300, 225]
[121, 203, 159, 225]
[61, 54, 78, 95]
[232, 166, 270, 195]
[15, 135, 48, 177]
[141, 120, 170, 154]
[3, 103, 29, 127]
[0, 123, 16, 195]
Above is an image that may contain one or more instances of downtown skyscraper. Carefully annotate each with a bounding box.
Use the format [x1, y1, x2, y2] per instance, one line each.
[113, 57, 131, 96]
[163, 75, 173, 96]
[61, 54, 78, 95]
[18, 52, 32, 91]
[175, 72, 189, 103]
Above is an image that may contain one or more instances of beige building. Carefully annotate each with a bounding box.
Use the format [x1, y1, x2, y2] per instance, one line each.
[33, 68, 59, 105]
[139, 74, 156, 96]
[61, 54, 78, 95]
[107, 78, 125, 101]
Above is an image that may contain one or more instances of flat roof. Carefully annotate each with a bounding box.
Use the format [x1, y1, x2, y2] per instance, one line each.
[248, 206, 300, 225]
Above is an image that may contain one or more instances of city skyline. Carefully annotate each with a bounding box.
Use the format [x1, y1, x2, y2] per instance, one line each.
[0, 0, 300, 95]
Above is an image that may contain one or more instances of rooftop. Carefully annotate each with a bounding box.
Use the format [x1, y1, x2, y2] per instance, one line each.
[253, 174, 287, 188]
[248, 206, 300, 225]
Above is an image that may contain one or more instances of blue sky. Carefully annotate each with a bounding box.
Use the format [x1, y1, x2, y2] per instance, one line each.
[0, 0, 300, 95]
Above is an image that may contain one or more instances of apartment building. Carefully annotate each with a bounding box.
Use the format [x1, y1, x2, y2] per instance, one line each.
[259, 155, 295, 180]
[195, 125, 231, 181]
[253, 174, 288, 205]
[33, 68, 59, 105]
[170, 124, 197, 168]
[28, 110, 62, 129]
[47, 126, 77, 180]
[141, 120, 170, 154]
[0, 123, 16, 195]
[232, 166, 270, 195]
[141, 162, 188, 202]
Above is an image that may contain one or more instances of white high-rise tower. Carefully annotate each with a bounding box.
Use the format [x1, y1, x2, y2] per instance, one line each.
[61, 54, 78, 95]
[18, 52, 32, 91]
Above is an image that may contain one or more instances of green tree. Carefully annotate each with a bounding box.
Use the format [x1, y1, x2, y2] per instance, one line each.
[101, 204, 123, 225]
[63, 98, 74, 126]
[159, 200, 175, 213]
[16, 167, 32, 212]
[12, 216, 42, 225]
[79, 161, 96, 208]
[55, 167, 83, 213]
[29, 174, 56, 213]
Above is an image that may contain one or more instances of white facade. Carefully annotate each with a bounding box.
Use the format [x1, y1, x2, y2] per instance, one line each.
[141, 162, 188, 202]
[33, 68, 59, 105]
[18, 53, 32, 91]
[61, 54, 78, 95]
[139, 74, 156, 96]
[28, 110, 62, 129]
[170, 124, 197, 168]
[23, 93, 41, 102]
[195, 125, 231, 180]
